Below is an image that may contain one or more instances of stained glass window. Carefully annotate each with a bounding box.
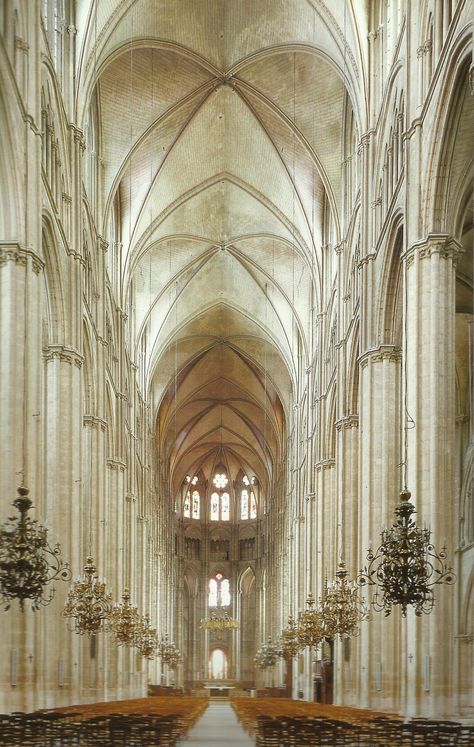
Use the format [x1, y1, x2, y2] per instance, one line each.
[210, 492, 219, 521]
[221, 492, 230, 521]
[184, 491, 191, 518]
[192, 490, 200, 519]
[241, 489, 249, 520]
[242, 475, 250, 486]
[221, 578, 231, 606]
[209, 574, 231, 607]
[213, 473, 228, 489]
[209, 578, 218, 606]
[250, 490, 257, 519]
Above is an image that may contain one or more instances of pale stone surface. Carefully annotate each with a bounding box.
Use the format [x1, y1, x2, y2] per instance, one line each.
[0, 0, 472, 721]
[178, 703, 254, 746]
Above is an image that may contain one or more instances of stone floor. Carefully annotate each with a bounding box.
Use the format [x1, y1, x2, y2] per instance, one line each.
[178, 701, 255, 745]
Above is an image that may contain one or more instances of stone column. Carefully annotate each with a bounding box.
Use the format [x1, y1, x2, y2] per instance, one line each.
[0, 246, 44, 712]
[403, 235, 461, 718]
[357, 346, 402, 711]
[334, 414, 359, 705]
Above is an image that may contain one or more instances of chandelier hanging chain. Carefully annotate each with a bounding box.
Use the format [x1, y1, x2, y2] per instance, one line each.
[0, 487, 71, 611]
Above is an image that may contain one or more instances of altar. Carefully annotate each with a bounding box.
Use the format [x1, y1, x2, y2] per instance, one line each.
[203, 680, 236, 697]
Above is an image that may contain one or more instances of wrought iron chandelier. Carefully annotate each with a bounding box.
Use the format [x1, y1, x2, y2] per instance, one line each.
[200, 610, 239, 630]
[0, 487, 71, 611]
[278, 614, 302, 657]
[63, 556, 113, 635]
[107, 587, 141, 645]
[321, 562, 368, 639]
[357, 490, 456, 616]
[297, 592, 325, 648]
[254, 637, 280, 670]
[158, 634, 182, 669]
[134, 613, 159, 659]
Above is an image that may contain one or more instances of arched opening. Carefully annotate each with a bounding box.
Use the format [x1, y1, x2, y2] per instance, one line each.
[209, 648, 228, 681]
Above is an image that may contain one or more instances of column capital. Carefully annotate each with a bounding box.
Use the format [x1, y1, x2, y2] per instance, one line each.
[0, 242, 44, 275]
[83, 415, 108, 431]
[359, 345, 402, 368]
[403, 235, 463, 267]
[335, 414, 359, 431]
[44, 344, 83, 368]
[315, 458, 336, 472]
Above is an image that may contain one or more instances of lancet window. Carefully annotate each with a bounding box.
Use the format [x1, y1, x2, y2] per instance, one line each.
[241, 475, 257, 520]
[210, 471, 230, 521]
[183, 475, 199, 519]
[208, 573, 231, 607]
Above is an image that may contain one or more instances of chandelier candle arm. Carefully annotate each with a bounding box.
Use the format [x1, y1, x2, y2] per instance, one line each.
[357, 491, 456, 617]
[278, 614, 303, 657]
[63, 556, 113, 635]
[200, 610, 239, 630]
[134, 613, 159, 659]
[0, 487, 71, 611]
[321, 561, 369, 639]
[107, 587, 141, 645]
[254, 637, 280, 669]
[297, 592, 325, 648]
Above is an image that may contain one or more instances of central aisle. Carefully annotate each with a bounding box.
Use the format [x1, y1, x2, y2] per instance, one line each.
[178, 701, 255, 745]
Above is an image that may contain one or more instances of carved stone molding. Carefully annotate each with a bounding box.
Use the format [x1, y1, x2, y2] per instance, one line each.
[470, 62, 474, 96]
[357, 129, 375, 154]
[335, 414, 359, 431]
[334, 241, 345, 255]
[15, 36, 29, 52]
[83, 415, 108, 431]
[404, 235, 463, 268]
[44, 344, 83, 368]
[315, 458, 336, 471]
[106, 458, 126, 471]
[126, 493, 137, 503]
[358, 252, 376, 269]
[98, 236, 109, 252]
[359, 345, 402, 368]
[0, 243, 44, 275]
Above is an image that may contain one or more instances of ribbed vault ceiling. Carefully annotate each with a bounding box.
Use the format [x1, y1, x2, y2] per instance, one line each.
[78, 0, 363, 494]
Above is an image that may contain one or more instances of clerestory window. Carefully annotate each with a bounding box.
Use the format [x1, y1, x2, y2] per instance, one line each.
[208, 573, 231, 607]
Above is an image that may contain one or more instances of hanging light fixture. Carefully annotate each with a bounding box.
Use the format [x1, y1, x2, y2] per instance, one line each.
[63, 556, 113, 635]
[134, 613, 159, 659]
[357, 491, 456, 617]
[107, 587, 141, 645]
[321, 562, 368, 638]
[254, 637, 280, 670]
[0, 487, 71, 611]
[158, 634, 182, 669]
[200, 610, 239, 631]
[277, 614, 302, 657]
[357, 242, 456, 617]
[297, 592, 325, 648]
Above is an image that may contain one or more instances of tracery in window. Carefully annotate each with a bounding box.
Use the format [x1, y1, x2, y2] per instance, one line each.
[208, 573, 231, 607]
[210, 471, 230, 521]
[213, 473, 228, 489]
[183, 476, 199, 518]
